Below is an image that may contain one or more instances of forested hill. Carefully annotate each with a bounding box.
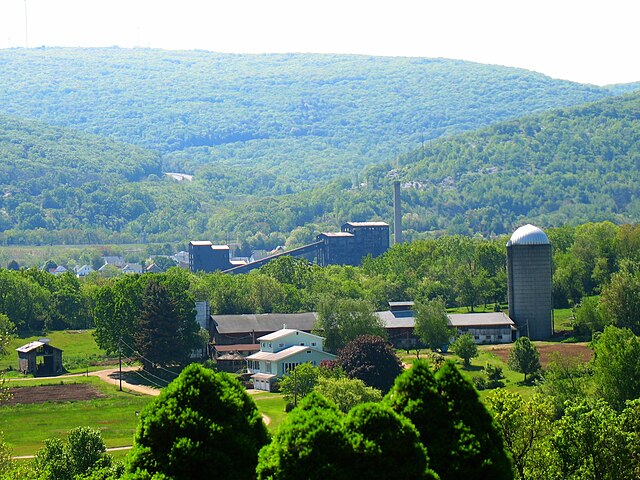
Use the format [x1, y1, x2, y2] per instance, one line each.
[0, 114, 161, 238]
[381, 91, 640, 235]
[0, 47, 614, 188]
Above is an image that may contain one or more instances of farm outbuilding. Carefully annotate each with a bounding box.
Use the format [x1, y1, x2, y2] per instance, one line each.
[16, 340, 63, 376]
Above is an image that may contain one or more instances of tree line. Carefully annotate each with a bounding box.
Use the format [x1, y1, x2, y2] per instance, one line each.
[1, 221, 639, 340]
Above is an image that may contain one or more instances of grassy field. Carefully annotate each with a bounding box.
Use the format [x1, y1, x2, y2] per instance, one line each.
[252, 392, 287, 432]
[0, 376, 151, 456]
[1, 329, 116, 376]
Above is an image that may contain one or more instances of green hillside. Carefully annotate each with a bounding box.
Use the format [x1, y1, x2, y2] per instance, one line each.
[0, 47, 612, 190]
[363, 91, 640, 236]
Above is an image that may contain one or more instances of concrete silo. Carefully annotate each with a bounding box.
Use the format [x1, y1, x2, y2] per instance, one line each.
[506, 224, 553, 340]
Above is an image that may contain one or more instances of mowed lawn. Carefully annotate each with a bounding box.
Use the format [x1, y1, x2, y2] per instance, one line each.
[1, 329, 115, 375]
[1, 377, 151, 456]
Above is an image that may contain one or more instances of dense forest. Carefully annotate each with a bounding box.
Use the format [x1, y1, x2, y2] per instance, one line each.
[4, 91, 640, 248]
[0, 48, 614, 185]
[0, 48, 639, 248]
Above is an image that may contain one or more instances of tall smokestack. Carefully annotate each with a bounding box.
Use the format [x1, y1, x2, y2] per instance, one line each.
[393, 181, 403, 244]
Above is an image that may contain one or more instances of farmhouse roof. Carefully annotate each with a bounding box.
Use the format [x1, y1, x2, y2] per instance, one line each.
[247, 345, 335, 362]
[258, 328, 325, 342]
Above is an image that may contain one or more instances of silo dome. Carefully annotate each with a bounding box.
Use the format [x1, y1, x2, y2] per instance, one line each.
[507, 224, 550, 247]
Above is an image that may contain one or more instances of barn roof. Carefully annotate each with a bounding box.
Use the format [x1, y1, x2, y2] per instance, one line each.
[447, 312, 515, 328]
[212, 312, 318, 334]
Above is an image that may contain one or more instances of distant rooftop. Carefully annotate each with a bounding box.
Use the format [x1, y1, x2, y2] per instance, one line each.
[320, 232, 354, 237]
[343, 221, 389, 227]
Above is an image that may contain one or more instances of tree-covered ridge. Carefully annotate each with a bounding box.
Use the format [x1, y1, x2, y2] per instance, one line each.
[357, 90, 640, 236]
[0, 114, 161, 186]
[0, 47, 612, 187]
[0, 114, 164, 237]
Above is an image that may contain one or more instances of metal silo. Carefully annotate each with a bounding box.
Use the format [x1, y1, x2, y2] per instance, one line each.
[506, 224, 553, 340]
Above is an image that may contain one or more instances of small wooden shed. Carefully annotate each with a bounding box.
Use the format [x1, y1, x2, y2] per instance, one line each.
[16, 340, 64, 376]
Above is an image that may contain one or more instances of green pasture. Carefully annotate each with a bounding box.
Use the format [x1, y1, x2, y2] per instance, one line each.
[553, 307, 574, 332]
[1, 329, 115, 376]
[0, 376, 151, 457]
[251, 392, 287, 433]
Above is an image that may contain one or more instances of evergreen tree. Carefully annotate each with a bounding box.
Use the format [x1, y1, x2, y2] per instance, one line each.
[135, 278, 183, 370]
[344, 402, 437, 479]
[435, 361, 513, 480]
[256, 393, 352, 480]
[385, 360, 514, 480]
[384, 361, 452, 477]
[127, 364, 268, 479]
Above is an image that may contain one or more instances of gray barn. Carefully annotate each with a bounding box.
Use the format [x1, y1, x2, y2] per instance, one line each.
[507, 224, 553, 340]
[16, 340, 63, 376]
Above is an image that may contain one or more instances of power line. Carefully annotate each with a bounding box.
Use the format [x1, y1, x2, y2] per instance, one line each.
[119, 338, 180, 378]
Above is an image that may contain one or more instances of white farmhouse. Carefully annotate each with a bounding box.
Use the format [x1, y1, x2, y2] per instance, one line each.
[246, 328, 336, 391]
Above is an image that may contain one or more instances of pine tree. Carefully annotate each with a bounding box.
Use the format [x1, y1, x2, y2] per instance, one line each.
[135, 278, 183, 370]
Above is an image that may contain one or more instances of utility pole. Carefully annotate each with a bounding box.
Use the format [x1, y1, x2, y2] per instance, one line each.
[118, 335, 122, 391]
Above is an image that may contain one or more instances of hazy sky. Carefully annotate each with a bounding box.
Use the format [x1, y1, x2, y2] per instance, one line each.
[0, 0, 637, 86]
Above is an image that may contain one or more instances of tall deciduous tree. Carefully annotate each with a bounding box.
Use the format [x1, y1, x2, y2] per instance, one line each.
[508, 336, 540, 383]
[599, 263, 640, 334]
[93, 274, 144, 355]
[487, 390, 555, 480]
[551, 400, 634, 480]
[127, 364, 268, 479]
[315, 297, 386, 354]
[592, 325, 640, 410]
[414, 297, 450, 351]
[337, 335, 402, 393]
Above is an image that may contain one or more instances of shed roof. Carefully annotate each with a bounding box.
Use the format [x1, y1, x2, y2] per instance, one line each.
[214, 344, 260, 353]
[212, 312, 318, 334]
[16, 341, 63, 353]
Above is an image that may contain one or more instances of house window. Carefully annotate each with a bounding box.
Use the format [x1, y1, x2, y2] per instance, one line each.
[497, 335, 503, 339]
[474, 335, 480, 340]
[279, 343, 284, 348]
[485, 336, 491, 340]
[311, 342, 317, 346]
[265, 362, 271, 373]
[307, 350, 311, 354]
